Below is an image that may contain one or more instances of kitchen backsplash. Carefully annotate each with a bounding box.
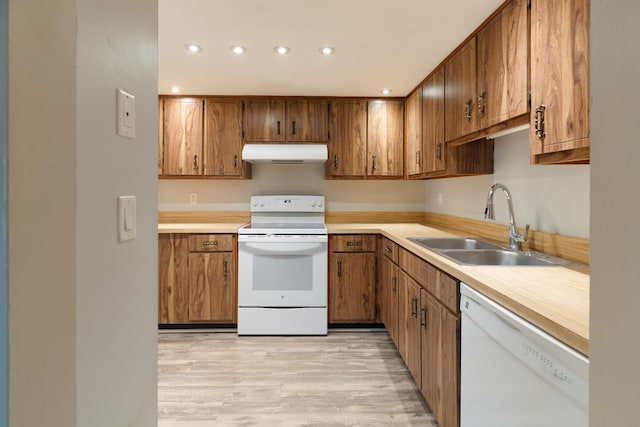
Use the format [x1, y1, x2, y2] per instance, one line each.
[158, 130, 590, 239]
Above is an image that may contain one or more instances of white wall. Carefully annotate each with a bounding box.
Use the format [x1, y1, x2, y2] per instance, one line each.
[424, 130, 590, 238]
[9, 0, 158, 425]
[9, 1, 77, 424]
[590, 1, 640, 425]
[159, 163, 427, 212]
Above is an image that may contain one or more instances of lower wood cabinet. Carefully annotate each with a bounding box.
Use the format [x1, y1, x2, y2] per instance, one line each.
[329, 234, 377, 323]
[158, 233, 237, 325]
[382, 246, 460, 427]
[379, 237, 400, 348]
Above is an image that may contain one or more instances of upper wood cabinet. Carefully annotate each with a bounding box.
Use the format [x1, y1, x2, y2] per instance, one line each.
[162, 97, 204, 176]
[242, 99, 286, 142]
[243, 98, 329, 143]
[326, 100, 367, 178]
[286, 99, 330, 142]
[367, 100, 404, 178]
[445, 38, 479, 142]
[160, 97, 250, 179]
[530, 0, 590, 164]
[203, 99, 250, 178]
[422, 68, 447, 174]
[405, 89, 423, 177]
[477, 0, 529, 129]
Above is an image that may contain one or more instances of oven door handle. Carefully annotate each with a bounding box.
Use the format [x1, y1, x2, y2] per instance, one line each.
[239, 241, 327, 254]
[238, 235, 328, 244]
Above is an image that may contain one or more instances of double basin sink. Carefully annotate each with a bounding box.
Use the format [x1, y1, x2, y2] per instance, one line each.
[407, 237, 557, 267]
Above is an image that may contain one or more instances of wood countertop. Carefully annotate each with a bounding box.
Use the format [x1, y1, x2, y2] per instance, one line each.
[329, 223, 589, 356]
[157, 221, 590, 356]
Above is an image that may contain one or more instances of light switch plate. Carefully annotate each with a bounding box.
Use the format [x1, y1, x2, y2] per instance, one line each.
[118, 195, 136, 242]
[116, 89, 135, 139]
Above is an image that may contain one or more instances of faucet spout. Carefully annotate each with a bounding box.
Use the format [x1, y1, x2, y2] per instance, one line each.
[484, 183, 529, 251]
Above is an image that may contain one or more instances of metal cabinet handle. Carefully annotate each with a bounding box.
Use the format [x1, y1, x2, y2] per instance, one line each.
[384, 246, 392, 253]
[346, 241, 362, 247]
[291, 120, 296, 135]
[411, 297, 418, 317]
[391, 276, 397, 293]
[223, 260, 229, 278]
[276, 120, 281, 135]
[535, 105, 546, 139]
[202, 241, 219, 247]
[436, 143, 442, 161]
[478, 92, 486, 115]
[233, 155, 238, 168]
[371, 155, 377, 172]
[334, 155, 338, 170]
[464, 99, 473, 121]
[337, 261, 342, 277]
[193, 155, 199, 170]
[420, 307, 427, 327]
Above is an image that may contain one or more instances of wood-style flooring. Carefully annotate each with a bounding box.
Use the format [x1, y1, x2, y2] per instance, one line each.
[158, 331, 437, 426]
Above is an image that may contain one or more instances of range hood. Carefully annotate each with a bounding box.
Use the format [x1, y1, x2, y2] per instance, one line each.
[241, 144, 328, 164]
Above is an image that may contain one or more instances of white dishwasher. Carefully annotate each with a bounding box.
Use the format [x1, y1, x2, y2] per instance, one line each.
[460, 283, 588, 427]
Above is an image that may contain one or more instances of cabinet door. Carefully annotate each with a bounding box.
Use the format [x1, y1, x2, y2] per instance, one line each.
[530, 0, 590, 163]
[329, 252, 376, 323]
[158, 98, 164, 175]
[203, 99, 246, 177]
[423, 68, 447, 174]
[380, 255, 400, 347]
[405, 89, 423, 177]
[367, 100, 404, 177]
[188, 252, 236, 323]
[158, 234, 189, 324]
[398, 271, 422, 384]
[477, 0, 529, 129]
[326, 100, 367, 178]
[243, 99, 286, 142]
[162, 98, 204, 175]
[421, 290, 459, 427]
[445, 38, 478, 142]
[286, 99, 329, 142]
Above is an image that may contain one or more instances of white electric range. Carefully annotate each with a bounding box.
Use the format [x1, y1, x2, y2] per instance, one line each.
[237, 195, 328, 335]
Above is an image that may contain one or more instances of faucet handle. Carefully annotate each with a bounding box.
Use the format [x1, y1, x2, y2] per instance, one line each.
[515, 224, 530, 243]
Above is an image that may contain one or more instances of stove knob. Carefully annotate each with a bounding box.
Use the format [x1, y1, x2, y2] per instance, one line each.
[317, 201, 323, 208]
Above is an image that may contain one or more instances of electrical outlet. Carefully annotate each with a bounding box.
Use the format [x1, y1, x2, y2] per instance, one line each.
[190, 193, 198, 204]
[437, 193, 444, 205]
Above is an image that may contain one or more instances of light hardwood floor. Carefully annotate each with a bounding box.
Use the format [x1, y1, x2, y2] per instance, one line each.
[158, 331, 437, 426]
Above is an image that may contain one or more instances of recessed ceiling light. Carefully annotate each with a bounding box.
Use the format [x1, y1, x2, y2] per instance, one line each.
[274, 46, 290, 55]
[230, 46, 247, 55]
[171, 86, 181, 94]
[381, 89, 392, 95]
[185, 43, 202, 53]
[319, 46, 335, 56]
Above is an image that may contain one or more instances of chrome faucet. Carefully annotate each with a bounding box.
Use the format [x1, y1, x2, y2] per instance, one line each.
[484, 183, 529, 251]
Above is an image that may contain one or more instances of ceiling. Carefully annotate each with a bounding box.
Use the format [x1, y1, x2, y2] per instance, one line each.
[158, 0, 505, 97]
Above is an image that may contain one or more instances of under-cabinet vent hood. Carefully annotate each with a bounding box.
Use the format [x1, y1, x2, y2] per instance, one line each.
[241, 144, 328, 164]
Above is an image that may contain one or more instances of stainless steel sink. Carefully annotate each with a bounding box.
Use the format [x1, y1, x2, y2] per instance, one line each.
[408, 237, 500, 250]
[438, 249, 556, 266]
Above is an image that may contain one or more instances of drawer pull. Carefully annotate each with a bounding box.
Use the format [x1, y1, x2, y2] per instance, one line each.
[384, 246, 392, 253]
[346, 241, 363, 247]
[202, 241, 219, 247]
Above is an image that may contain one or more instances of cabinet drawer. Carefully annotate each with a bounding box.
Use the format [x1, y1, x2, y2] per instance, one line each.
[188, 234, 235, 252]
[399, 248, 459, 313]
[330, 234, 377, 252]
[381, 237, 399, 264]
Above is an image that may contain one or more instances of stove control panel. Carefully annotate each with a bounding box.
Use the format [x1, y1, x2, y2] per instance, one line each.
[249, 195, 325, 213]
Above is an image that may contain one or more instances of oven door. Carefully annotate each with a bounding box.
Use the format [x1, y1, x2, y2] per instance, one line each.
[238, 234, 328, 307]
